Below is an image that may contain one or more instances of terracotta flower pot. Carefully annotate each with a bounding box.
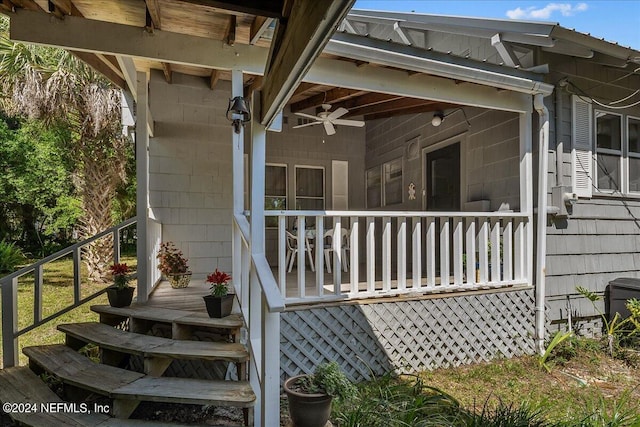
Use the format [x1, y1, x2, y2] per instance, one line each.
[203, 294, 234, 318]
[106, 286, 134, 307]
[284, 375, 332, 427]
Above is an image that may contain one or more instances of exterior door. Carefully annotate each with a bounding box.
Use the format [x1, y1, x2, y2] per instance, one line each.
[426, 142, 460, 211]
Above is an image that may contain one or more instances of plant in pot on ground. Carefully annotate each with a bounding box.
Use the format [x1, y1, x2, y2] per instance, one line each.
[157, 242, 191, 288]
[284, 361, 355, 427]
[203, 268, 234, 318]
[106, 263, 134, 307]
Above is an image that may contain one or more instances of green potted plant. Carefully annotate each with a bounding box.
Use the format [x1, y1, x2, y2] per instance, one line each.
[157, 242, 191, 288]
[203, 268, 234, 318]
[106, 263, 135, 307]
[283, 361, 355, 427]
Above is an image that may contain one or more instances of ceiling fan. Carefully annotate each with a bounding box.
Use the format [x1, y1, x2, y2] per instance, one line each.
[293, 104, 365, 135]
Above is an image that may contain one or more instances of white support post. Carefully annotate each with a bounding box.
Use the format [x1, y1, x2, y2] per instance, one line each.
[350, 217, 359, 295]
[296, 216, 306, 298]
[366, 217, 375, 293]
[231, 69, 245, 305]
[278, 215, 286, 299]
[490, 219, 501, 283]
[453, 217, 463, 285]
[520, 111, 534, 285]
[397, 217, 406, 291]
[412, 218, 422, 289]
[465, 219, 476, 285]
[478, 218, 489, 283]
[135, 71, 150, 303]
[382, 216, 391, 291]
[503, 219, 513, 281]
[440, 218, 450, 286]
[426, 218, 435, 287]
[315, 216, 324, 296]
[333, 217, 342, 295]
[249, 91, 279, 427]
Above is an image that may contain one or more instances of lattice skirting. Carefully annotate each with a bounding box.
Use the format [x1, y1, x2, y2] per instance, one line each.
[281, 288, 536, 382]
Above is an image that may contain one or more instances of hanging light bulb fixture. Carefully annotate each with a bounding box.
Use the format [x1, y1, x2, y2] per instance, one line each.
[431, 109, 471, 127]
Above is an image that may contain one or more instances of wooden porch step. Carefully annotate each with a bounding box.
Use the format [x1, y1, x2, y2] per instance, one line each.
[90, 305, 243, 341]
[59, 322, 249, 363]
[0, 366, 205, 426]
[23, 345, 255, 419]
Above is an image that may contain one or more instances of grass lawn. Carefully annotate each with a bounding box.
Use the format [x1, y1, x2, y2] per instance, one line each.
[0, 254, 137, 367]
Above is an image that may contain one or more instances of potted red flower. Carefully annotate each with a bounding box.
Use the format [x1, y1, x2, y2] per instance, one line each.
[203, 268, 234, 318]
[106, 263, 135, 307]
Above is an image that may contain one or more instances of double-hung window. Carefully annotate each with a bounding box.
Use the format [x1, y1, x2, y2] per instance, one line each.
[594, 111, 622, 192]
[295, 166, 325, 210]
[366, 158, 403, 208]
[265, 164, 287, 227]
[628, 117, 640, 193]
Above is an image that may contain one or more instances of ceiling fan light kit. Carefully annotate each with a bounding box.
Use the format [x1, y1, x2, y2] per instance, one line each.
[293, 103, 365, 135]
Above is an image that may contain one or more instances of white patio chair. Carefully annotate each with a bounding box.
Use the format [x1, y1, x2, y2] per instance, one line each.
[323, 228, 350, 273]
[285, 231, 315, 272]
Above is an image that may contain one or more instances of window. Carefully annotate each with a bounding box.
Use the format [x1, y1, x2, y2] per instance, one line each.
[295, 166, 324, 210]
[265, 164, 287, 227]
[384, 158, 403, 205]
[595, 111, 622, 192]
[366, 158, 403, 208]
[572, 95, 639, 197]
[366, 167, 381, 208]
[628, 117, 640, 193]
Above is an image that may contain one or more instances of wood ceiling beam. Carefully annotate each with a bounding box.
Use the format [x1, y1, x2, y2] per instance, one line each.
[330, 92, 402, 111]
[260, 0, 355, 127]
[244, 75, 262, 98]
[161, 62, 172, 83]
[144, 0, 161, 30]
[290, 87, 364, 112]
[0, 1, 14, 13]
[292, 82, 319, 97]
[71, 50, 125, 88]
[226, 15, 236, 46]
[49, 0, 81, 16]
[8, 0, 40, 12]
[250, 16, 273, 45]
[346, 97, 436, 117]
[176, 0, 283, 18]
[364, 102, 456, 121]
[209, 69, 220, 90]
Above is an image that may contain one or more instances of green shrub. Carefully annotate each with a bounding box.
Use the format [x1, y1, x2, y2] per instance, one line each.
[0, 239, 26, 274]
[463, 399, 548, 427]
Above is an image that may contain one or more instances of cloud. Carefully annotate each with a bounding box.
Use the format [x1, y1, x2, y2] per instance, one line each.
[506, 3, 588, 20]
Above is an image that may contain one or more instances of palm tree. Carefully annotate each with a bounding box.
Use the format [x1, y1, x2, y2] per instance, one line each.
[0, 17, 131, 283]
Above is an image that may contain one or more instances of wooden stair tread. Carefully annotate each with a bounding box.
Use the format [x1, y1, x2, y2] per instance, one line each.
[0, 366, 107, 426]
[23, 344, 255, 408]
[23, 345, 144, 395]
[90, 305, 243, 329]
[58, 322, 249, 362]
[113, 376, 255, 406]
[0, 367, 215, 426]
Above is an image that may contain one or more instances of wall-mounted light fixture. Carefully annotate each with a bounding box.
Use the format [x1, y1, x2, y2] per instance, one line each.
[226, 96, 251, 134]
[431, 108, 471, 127]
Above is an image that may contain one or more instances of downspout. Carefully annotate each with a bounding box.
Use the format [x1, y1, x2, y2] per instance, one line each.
[534, 93, 550, 355]
[555, 86, 564, 186]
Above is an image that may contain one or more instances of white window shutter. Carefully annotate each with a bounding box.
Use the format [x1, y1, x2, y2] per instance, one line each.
[331, 160, 349, 210]
[571, 95, 593, 198]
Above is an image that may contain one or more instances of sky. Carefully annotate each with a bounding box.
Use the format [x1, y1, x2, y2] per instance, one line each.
[353, 1, 640, 50]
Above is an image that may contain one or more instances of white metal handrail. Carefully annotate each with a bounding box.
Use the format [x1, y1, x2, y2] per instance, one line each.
[1, 217, 137, 368]
[266, 210, 531, 305]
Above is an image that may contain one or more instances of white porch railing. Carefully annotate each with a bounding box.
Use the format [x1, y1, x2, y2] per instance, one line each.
[232, 213, 285, 426]
[266, 210, 531, 305]
[1, 217, 138, 368]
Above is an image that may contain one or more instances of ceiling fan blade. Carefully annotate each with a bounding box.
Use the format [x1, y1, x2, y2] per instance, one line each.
[327, 107, 349, 120]
[323, 121, 336, 135]
[294, 112, 321, 120]
[292, 121, 322, 129]
[333, 119, 365, 127]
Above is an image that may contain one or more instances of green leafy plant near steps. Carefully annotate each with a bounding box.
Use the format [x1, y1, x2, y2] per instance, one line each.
[0, 239, 26, 274]
[538, 330, 574, 372]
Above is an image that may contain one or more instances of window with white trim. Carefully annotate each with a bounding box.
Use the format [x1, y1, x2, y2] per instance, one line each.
[295, 166, 324, 210]
[265, 164, 287, 227]
[366, 157, 404, 208]
[572, 94, 640, 197]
